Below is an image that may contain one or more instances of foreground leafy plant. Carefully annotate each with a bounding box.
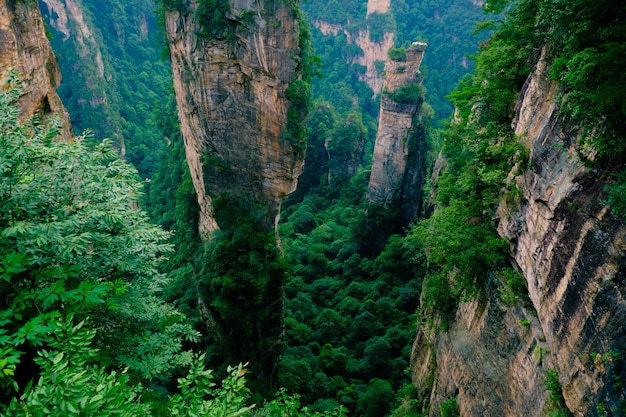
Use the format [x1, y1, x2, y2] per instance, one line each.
[0, 71, 346, 417]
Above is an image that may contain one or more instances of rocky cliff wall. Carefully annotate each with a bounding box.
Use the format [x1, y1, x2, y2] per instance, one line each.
[39, 0, 105, 78]
[497, 48, 626, 415]
[311, 0, 394, 95]
[410, 47, 626, 416]
[165, 0, 305, 235]
[367, 42, 427, 224]
[350, 29, 394, 95]
[0, 0, 70, 138]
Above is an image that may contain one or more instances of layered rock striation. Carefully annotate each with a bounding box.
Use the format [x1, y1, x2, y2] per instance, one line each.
[367, 42, 427, 224]
[411, 291, 548, 416]
[164, 0, 308, 387]
[311, 0, 395, 95]
[496, 48, 626, 415]
[0, 0, 70, 138]
[411, 47, 626, 416]
[165, 0, 305, 235]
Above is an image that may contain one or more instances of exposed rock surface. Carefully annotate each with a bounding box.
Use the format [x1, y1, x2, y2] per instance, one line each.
[40, 0, 105, 77]
[165, 0, 304, 235]
[411, 48, 626, 416]
[350, 29, 394, 95]
[367, 42, 427, 223]
[0, 0, 70, 138]
[39, 0, 128, 147]
[164, 0, 306, 387]
[355, 0, 394, 93]
[412, 290, 549, 417]
[311, 0, 394, 95]
[497, 49, 626, 416]
[366, 0, 390, 16]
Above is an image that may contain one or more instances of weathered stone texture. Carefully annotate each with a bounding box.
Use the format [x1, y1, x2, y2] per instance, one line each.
[497, 49, 626, 416]
[411, 47, 626, 416]
[367, 42, 427, 223]
[0, 0, 70, 138]
[165, 0, 304, 235]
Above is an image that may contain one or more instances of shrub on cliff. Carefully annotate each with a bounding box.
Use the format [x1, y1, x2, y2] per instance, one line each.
[385, 84, 425, 104]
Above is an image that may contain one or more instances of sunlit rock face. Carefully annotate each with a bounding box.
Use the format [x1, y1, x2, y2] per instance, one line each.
[410, 47, 626, 416]
[165, 0, 305, 236]
[367, 42, 427, 224]
[164, 0, 307, 387]
[497, 48, 626, 416]
[0, 0, 70, 138]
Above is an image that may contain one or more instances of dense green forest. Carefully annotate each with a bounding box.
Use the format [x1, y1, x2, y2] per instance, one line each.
[39, 0, 171, 180]
[3, 0, 625, 415]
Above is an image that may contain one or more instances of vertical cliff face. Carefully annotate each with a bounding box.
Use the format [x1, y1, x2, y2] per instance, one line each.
[165, 0, 305, 235]
[0, 0, 70, 138]
[411, 291, 549, 416]
[367, 42, 427, 224]
[38, 0, 170, 174]
[164, 0, 307, 388]
[38, 0, 110, 140]
[497, 48, 626, 415]
[352, 0, 395, 95]
[410, 48, 626, 416]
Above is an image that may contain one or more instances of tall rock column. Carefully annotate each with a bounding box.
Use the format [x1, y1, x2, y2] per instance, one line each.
[367, 42, 427, 225]
[497, 48, 626, 415]
[164, 0, 308, 387]
[0, 0, 70, 139]
[165, 0, 305, 235]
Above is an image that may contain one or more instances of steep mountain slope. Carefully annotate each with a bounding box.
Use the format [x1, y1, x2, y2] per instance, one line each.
[0, 0, 70, 138]
[497, 47, 626, 414]
[412, 48, 626, 417]
[38, 0, 170, 177]
[408, 1, 626, 415]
